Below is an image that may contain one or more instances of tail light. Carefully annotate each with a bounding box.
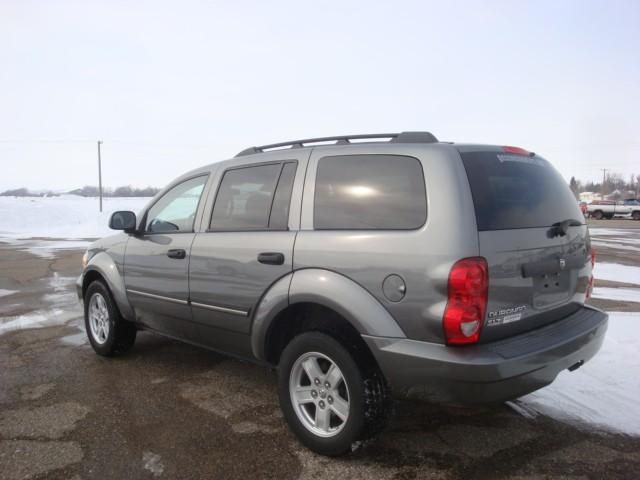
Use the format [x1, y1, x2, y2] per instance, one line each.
[591, 248, 596, 268]
[443, 257, 488, 345]
[502, 146, 532, 157]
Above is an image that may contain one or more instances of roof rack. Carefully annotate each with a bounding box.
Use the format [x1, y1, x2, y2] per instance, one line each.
[235, 131, 438, 157]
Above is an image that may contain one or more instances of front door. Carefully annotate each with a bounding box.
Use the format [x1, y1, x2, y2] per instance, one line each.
[189, 155, 306, 357]
[124, 174, 209, 337]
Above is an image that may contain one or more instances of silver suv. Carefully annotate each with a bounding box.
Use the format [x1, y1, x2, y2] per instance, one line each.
[77, 132, 608, 455]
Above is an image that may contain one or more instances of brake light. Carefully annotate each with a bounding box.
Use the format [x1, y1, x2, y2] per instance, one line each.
[502, 146, 532, 156]
[591, 248, 596, 268]
[443, 257, 488, 345]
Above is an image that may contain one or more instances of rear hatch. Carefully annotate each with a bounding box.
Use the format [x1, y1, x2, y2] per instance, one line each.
[459, 147, 592, 343]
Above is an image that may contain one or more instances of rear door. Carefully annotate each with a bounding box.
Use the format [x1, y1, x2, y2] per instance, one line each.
[188, 152, 308, 356]
[459, 148, 592, 342]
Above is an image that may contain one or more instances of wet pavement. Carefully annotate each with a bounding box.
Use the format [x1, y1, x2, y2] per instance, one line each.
[1, 236, 639, 479]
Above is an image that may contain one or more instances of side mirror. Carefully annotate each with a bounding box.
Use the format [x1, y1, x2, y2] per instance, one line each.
[109, 211, 137, 233]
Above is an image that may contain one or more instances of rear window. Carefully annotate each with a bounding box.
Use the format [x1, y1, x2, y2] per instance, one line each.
[460, 150, 583, 231]
[314, 154, 427, 230]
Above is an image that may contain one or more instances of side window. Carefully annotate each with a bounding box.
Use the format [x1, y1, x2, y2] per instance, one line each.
[146, 175, 208, 233]
[210, 162, 297, 231]
[314, 154, 427, 230]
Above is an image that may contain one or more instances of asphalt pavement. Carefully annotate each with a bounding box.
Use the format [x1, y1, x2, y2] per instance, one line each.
[1, 233, 639, 479]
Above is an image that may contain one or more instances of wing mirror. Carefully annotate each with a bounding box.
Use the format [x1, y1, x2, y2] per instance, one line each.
[109, 211, 137, 233]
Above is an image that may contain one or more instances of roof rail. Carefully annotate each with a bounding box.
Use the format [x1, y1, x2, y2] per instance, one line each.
[234, 131, 438, 157]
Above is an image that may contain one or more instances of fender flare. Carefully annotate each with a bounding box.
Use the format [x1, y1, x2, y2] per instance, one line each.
[251, 268, 406, 361]
[83, 252, 135, 320]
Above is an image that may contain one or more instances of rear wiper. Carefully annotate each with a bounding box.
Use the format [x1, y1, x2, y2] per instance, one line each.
[548, 219, 583, 238]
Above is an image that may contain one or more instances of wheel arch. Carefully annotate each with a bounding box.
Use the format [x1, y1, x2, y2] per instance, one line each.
[82, 252, 135, 321]
[251, 268, 406, 363]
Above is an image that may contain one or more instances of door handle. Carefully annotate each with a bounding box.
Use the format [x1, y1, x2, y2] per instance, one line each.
[167, 249, 186, 259]
[257, 252, 285, 265]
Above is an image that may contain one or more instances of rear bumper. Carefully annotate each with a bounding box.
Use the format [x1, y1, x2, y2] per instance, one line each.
[363, 306, 608, 405]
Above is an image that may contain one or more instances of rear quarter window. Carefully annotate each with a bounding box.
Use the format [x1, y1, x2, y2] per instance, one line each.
[314, 154, 427, 230]
[460, 150, 583, 231]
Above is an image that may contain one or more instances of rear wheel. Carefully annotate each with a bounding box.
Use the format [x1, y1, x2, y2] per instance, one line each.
[84, 280, 136, 356]
[278, 331, 389, 456]
[632, 211, 640, 221]
[591, 210, 603, 220]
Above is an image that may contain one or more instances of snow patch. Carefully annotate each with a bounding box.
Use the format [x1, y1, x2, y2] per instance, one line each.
[0, 289, 17, 298]
[142, 451, 164, 477]
[594, 263, 640, 286]
[0, 195, 150, 239]
[511, 312, 640, 436]
[592, 240, 640, 252]
[1, 238, 92, 258]
[0, 275, 81, 336]
[0, 309, 77, 335]
[591, 287, 640, 303]
[589, 228, 635, 237]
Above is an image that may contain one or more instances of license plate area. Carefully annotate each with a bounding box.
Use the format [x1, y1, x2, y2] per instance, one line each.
[532, 271, 571, 308]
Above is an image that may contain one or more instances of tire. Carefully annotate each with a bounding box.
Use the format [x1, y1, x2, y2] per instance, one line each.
[278, 331, 389, 456]
[592, 210, 603, 220]
[632, 211, 640, 221]
[84, 280, 137, 356]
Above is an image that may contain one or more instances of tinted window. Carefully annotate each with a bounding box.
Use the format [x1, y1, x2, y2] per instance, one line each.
[314, 155, 427, 230]
[269, 162, 297, 230]
[210, 162, 296, 231]
[461, 151, 584, 231]
[146, 175, 207, 233]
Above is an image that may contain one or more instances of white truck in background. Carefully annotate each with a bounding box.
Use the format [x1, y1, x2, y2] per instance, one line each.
[587, 199, 640, 220]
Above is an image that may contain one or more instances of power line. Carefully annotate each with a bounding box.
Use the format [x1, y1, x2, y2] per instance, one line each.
[0, 139, 96, 144]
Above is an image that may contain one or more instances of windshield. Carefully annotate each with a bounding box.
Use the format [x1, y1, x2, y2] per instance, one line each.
[460, 150, 584, 231]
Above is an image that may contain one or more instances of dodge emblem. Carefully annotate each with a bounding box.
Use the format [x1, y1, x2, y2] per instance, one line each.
[559, 258, 566, 270]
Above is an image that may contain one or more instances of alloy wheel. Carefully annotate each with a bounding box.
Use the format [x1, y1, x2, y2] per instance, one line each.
[289, 351, 350, 437]
[88, 292, 110, 345]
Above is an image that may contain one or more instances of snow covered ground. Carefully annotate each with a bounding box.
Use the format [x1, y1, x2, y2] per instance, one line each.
[592, 286, 640, 303]
[593, 262, 640, 286]
[0, 195, 151, 239]
[511, 312, 640, 437]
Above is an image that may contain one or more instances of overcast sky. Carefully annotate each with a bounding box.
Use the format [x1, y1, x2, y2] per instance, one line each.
[1, 0, 638, 191]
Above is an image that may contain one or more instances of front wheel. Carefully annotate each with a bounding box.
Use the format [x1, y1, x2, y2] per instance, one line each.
[84, 280, 137, 356]
[632, 211, 640, 221]
[278, 332, 388, 456]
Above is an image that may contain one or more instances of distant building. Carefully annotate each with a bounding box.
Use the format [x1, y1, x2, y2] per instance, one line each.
[604, 189, 623, 201]
[579, 191, 602, 203]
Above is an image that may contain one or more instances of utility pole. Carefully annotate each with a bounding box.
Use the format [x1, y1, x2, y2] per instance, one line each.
[601, 168, 608, 199]
[97, 140, 103, 212]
